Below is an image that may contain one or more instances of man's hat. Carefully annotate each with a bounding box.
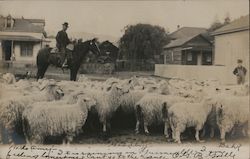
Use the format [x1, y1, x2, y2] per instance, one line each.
[62, 22, 69, 27]
[237, 59, 243, 63]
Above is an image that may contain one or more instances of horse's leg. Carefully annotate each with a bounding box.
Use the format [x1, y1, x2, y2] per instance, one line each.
[40, 64, 49, 79]
[70, 67, 79, 81]
[36, 68, 42, 80]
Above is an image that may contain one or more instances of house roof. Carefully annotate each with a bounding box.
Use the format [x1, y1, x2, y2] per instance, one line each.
[25, 18, 45, 24]
[212, 15, 249, 35]
[169, 27, 207, 39]
[164, 27, 210, 49]
[164, 34, 198, 49]
[0, 35, 41, 42]
[2, 18, 45, 33]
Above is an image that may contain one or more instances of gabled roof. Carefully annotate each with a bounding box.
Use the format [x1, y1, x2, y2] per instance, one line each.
[164, 34, 198, 49]
[212, 15, 249, 36]
[169, 27, 207, 40]
[164, 27, 210, 49]
[2, 18, 45, 33]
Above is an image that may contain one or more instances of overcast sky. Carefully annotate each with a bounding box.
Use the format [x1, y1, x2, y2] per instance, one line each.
[0, 0, 249, 38]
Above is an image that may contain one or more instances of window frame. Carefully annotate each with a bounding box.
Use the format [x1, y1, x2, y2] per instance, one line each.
[20, 42, 33, 57]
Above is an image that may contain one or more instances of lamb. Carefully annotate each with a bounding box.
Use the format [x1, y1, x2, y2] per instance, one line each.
[22, 92, 96, 144]
[168, 98, 216, 144]
[215, 95, 249, 144]
[82, 82, 129, 134]
[0, 83, 64, 144]
[135, 94, 192, 138]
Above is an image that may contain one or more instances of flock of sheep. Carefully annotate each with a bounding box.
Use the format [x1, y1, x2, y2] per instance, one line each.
[0, 72, 249, 145]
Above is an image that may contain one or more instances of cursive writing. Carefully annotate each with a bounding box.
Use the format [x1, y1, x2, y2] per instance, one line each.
[4, 143, 243, 159]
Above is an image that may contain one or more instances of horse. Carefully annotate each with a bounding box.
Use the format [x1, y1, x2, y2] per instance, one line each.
[36, 38, 100, 81]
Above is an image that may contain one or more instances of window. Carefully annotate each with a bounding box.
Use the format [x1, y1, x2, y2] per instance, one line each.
[187, 52, 193, 61]
[206, 54, 212, 62]
[171, 51, 174, 61]
[6, 17, 11, 28]
[21, 43, 33, 57]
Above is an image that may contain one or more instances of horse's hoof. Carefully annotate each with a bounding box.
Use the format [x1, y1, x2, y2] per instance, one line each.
[135, 131, 139, 135]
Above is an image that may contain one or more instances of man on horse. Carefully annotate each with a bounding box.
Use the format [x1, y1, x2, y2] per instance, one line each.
[56, 22, 71, 68]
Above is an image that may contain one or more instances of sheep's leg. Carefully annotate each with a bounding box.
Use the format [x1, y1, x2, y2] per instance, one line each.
[175, 130, 181, 144]
[144, 121, 149, 135]
[135, 120, 140, 134]
[164, 121, 169, 138]
[201, 127, 206, 138]
[195, 125, 205, 143]
[66, 134, 73, 145]
[230, 126, 236, 137]
[6, 129, 13, 144]
[220, 128, 226, 144]
[242, 124, 248, 137]
[210, 127, 215, 138]
[103, 121, 107, 133]
[31, 135, 43, 144]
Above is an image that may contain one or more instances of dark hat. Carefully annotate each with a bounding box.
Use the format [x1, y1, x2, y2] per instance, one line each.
[62, 22, 69, 27]
[237, 59, 243, 63]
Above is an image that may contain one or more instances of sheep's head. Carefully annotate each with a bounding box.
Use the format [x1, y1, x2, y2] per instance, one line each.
[77, 95, 96, 110]
[42, 84, 64, 100]
[106, 82, 130, 96]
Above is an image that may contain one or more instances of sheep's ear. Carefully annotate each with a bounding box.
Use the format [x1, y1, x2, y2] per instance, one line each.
[106, 86, 112, 91]
[128, 79, 132, 84]
[116, 85, 123, 90]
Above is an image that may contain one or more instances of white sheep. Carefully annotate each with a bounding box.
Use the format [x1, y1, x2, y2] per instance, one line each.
[168, 98, 216, 144]
[0, 83, 64, 144]
[215, 95, 249, 144]
[82, 82, 129, 134]
[135, 93, 192, 138]
[1, 73, 16, 84]
[22, 92, 96, 144]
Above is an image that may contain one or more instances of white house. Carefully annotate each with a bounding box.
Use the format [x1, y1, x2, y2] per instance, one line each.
[155, 15, 249, 84]
[0, 15, 46, 67]
[211, 14, 249, 84]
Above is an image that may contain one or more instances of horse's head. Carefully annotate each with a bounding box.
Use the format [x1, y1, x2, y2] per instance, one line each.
[88, 38, 101, 56]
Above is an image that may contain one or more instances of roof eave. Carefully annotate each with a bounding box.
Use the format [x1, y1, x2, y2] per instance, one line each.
[1, 29, 45, 34]
[211, 27, 249, 36]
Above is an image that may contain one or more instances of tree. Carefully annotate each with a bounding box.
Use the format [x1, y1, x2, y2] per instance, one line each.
[118, 24, 169, 68]
[208, 14, 231, 32]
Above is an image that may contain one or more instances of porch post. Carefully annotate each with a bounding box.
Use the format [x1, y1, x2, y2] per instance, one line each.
[11, 40, 14, 60]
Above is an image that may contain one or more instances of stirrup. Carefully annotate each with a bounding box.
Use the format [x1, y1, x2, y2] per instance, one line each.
[62, 64, 68, 68]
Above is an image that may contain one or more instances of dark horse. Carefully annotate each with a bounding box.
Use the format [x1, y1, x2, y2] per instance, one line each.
[36, 38, 100, 81]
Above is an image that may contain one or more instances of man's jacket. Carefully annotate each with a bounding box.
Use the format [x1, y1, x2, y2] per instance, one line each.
[56, 30, 70, 50]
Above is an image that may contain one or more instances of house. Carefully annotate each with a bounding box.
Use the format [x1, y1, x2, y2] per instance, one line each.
[98, 40, 119, 63]
[0, 15, 46, 67]
[211, 14, 249, 82]
[155, 16, 249, 84]
[162, 27, 213, 65]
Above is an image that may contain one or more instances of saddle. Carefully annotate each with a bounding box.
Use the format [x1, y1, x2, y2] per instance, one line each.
[50, 47, 60, 54]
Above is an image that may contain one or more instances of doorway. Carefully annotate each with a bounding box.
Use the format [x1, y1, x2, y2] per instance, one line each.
[3, 40, 12, 61]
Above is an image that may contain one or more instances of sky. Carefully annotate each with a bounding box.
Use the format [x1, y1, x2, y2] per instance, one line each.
[0, 0, 249, 38]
